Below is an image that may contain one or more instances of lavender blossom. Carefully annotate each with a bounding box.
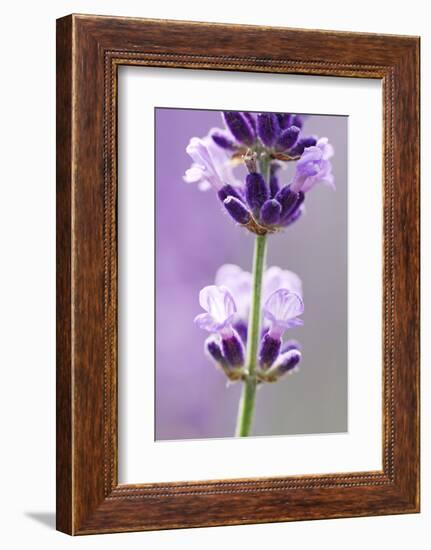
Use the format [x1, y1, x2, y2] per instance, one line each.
[205, 336, 227, 366]
[184, 134, 241, 191]
[223, 197, 251, 224]
[257, 113, 280, 147]
[215, 264, 252, 321]
[211, 130, 235, 150]
[194, 285, 237, 336]
[245, 172, 268, 213]
[223, 111, 256, 146]
[260, 199, 282, 225]
[275, 125, 300, 152]
[221, 332, 245, 367]
[290, 138, 335, 193]
[263, 289, 304, 339]
[259, 333, 282, 369]
[273, 349, 302, 376]
[289, 135, 318, 157]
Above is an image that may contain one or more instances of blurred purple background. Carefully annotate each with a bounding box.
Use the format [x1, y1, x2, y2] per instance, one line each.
[155, 108, 348, 440]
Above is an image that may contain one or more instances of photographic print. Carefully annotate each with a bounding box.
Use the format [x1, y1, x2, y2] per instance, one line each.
[155, 108, 348, 440]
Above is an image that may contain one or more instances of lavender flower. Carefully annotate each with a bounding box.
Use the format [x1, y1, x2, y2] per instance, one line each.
[194, 285, 237, 336]
[263, 288, 304, 339]
[184, 133, 241, 191]
[223, 196, 251, 225]
[245, 172, 269, 213]
[214, 263, 302, 325]
[260, 199, 282, 225]
[272, 348, 302, 377]
[257, 113, 280, 147]
[290, 138, 335, 193]
[275, 125, 300, 152]
[223, 112, 256, 146]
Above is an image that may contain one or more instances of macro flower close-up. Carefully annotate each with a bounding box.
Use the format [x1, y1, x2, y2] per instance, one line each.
[156, 106, 347, 441]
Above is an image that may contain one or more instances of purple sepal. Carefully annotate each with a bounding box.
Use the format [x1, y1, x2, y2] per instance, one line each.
[257, 113, 281, 147]
[260, 199, 282, 225]
[281, 339, 302, 353]
[280, 191, 305, 222]
[245, 172, 269, 212]
[290, 115, 306, 129]
[275, 185, 297, 218]
[282, 205, 304, 227]
[234, 320, 248, 344]
[205, 338, 226, 365]
[221, 331, 245, 367]
[269, 174, 280, 198]
[259, 333, 281, 369]
[276, 349, 301, 375]
[276, 126, 300, 151]
[223, 196, 251, 225]
[211, 131, 235, 150]
[218, 184, 243, 203]
[289, 136, 317, 156]
[277, 113, 294, 130]
[223, 111, 255, 146]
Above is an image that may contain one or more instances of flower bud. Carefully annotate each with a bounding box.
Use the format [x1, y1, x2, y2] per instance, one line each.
[205, 337, 225, 365]
[281, 339, 301, 353]
[257, 113, 280, 147]
[260, 199, 282, 225]
[290, 114, 305, 129]
[275, 349, 301, 376]
[276, 125, 300, 151]
[245, 172, 269, 212]
[290, 136, 317, 156]
[221, 331, 245, 367]
[259, 333, 281, 369]
[223, 111, 255, 146]
[277, 113, 294, 130]
[223, 197, 251, 225]
[275, 185, 297, 218]
[280, 191, 305, 222]
[282, 204, 304, 227]
[218, 184, 243, 203]
[211, 131, 235, 150]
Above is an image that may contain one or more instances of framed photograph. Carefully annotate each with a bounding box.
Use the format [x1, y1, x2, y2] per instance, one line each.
[56, 14, 420, 534]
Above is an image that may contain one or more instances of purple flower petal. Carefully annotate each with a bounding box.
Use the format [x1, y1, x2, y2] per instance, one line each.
[195, 285, 237, 334]
[263, 289, 304, 338]
[290, 138, 335, 193]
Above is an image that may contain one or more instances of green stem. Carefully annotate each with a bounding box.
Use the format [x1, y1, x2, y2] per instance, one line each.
[235, 233, 268, 436]
[259, 154, 271, 184]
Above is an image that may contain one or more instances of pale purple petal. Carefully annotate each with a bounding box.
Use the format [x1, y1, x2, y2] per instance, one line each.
[263, 266, 303, 299]
[263, 289, 304, 338]
[290, 139, 335, 193]
[184, 133, 241, 192]
[195, 285, 237, 334]
[215, 264, 252, 321]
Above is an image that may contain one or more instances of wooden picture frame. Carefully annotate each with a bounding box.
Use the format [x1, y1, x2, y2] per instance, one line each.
[56, 14, 420, 535]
